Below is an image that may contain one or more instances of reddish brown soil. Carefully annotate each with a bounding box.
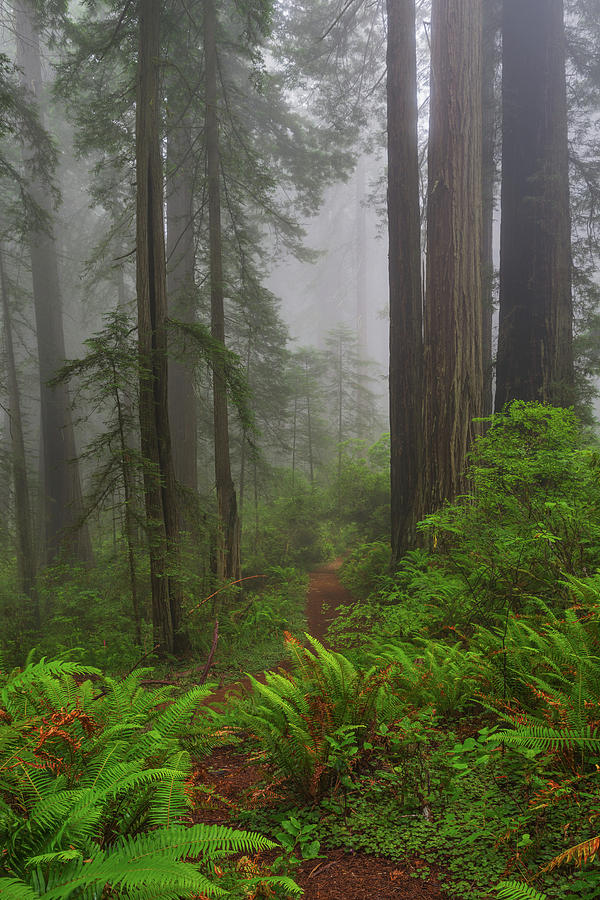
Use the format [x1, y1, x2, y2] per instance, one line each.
[305, 558, 353, 643]
[195, 560, 451, 899]
[296, 849, 448, 899]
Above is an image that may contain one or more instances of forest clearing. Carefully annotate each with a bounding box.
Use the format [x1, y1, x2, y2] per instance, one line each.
[2, 0, 600, 898]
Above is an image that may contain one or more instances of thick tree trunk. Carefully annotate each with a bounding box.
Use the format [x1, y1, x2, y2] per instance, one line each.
[14, 0, 93, 566]
[167, 112, 198, 493]
[136, 0, 186, 655]
[0, 247, 38, 618]
[495, 0, 573, 409]
[204, 0, 241, 583]
[481, 0, 498, 417]
[424, 0, 483, 510]
[387, 0, 424, 562]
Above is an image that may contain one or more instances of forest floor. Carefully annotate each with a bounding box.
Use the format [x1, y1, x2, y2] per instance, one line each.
[195, 560, 451, 900]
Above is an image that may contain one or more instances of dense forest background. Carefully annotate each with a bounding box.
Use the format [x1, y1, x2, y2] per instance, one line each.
[2, 0, 600, 898]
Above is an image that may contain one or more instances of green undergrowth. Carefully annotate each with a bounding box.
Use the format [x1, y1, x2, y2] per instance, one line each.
[0, 656, 300, 898]
[208, 567, 308, 681]
[207, 405, 600, 900]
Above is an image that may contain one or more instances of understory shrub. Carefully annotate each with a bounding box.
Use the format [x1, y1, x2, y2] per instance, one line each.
[418, 402, 600, 623]
[339, 404, 600, 646]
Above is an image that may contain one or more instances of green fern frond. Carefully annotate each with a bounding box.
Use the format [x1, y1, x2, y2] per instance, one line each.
[0, 877, 40, 899]
[499, 724, 600, 751]
[496, 879, 547, 899]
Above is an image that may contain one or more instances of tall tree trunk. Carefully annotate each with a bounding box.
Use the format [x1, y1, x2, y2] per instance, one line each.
[111, 357, 142, 645]
[14, 0, 93, 566]
[495, 0, 573, 409]
[167, 110, 198, 493]
[481, 0, 498, 417]
[136, 0, 186, 655]
[355, 156, 368, 438]
[305, 362, 314, 486]
[424, 0, 483, 510]
[204, 0, 241, 583]
[0, 246, 38, 619]
[387, 0, 424, 562]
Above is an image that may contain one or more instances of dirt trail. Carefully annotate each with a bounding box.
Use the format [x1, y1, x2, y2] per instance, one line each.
[305, 557, 354, 644]
[201, 558, 352, 707]
[196, 560, 450, 899]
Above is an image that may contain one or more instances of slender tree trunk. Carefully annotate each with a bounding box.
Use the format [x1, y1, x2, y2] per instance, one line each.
[424, 0, 483, 510]
[204, 0, 241, 583]
[387, 0, 424, 562]
[238, 341, 252, 516]
[337, 334, 343, 510]
[495, 0, 573, 409]
[305, 364, 314, 486]
[112, 359, 142, 645]
[355, 157, 368, 438]
[167, 110, 198, 493]
[14, 0, 93, 566]
[136, 0, 186, 656]
[292, 392, 298, 487]
[481, 0, 498, 416]
[0, 246, 38, 619]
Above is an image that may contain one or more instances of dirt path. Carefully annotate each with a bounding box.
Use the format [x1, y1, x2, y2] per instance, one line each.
[305, 557, 354, 644]
[195, 560, 451, 899]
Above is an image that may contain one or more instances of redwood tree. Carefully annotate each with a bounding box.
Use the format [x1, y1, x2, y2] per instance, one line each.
[424, 0, 484, 510]
[495, 0, 573, 409]
[136, 0, 186, 655]
[204, 0, 241, 583]
[0, 246, 37, 616]
[166, 51, 197, 495]
[386, 0, 424, 562]
[14, 0, 93, 566]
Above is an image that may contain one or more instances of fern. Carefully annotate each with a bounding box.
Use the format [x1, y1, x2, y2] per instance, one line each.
[0, 657, 291, 898]
[544, 835, 600, 871]
[235, 632, 400, 799]
[498, 723, 600, 752]
[496, 880, 547, 900]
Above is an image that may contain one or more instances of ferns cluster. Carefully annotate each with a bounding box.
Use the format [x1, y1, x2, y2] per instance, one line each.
[372, 638, 488, 717]
[235, 634, 402, 800]
[0, 657, 299, 898]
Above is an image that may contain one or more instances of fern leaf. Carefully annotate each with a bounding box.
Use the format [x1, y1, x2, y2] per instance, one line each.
[496, 879, 547, 900]
[0, 877, 40, 899]
[544, 835, 600, 871]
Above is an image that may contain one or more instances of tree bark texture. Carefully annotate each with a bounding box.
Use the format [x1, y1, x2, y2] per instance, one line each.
[387, 0, 424, 562]
[495, 0, 573, 409]
[167, 110, 198, 494]
[481, 0, 498, 417]
[0, 246, 38, 617]
[136, 0, 185, 655]
[424, 0, 483, 510]
[14, 0, 93, 566]
[204, 0, 241, 584]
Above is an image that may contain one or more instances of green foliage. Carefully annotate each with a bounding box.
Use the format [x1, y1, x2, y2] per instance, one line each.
[417, 403, 600, 622]
[330, 436, 390, 542]
[200, 566, 308, 677]
[496, 881, 547, 900]
[272, 815, 321, 874]
[0, 656, 292, 898]
[235, 634, 401, 799]
[375, 638, 489, 718]
[244, 473, 330, 570]
[339, 541, 392, 600]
